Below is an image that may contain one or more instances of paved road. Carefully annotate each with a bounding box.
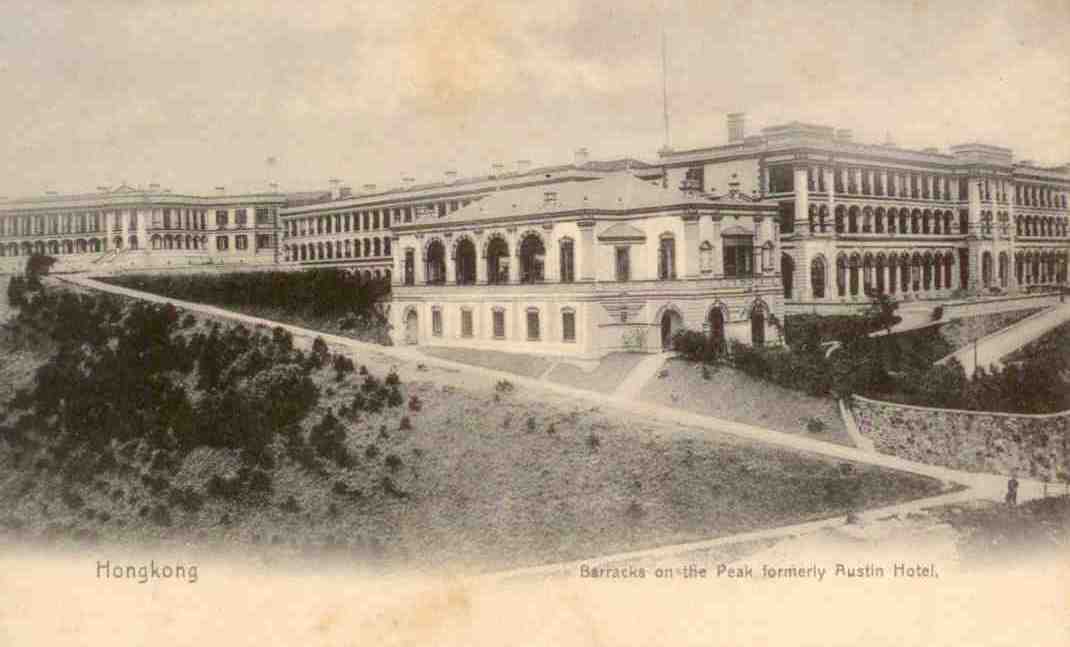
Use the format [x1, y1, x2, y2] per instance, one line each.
[63, 274, 1055, 575]
[940, 302, 1070, 374]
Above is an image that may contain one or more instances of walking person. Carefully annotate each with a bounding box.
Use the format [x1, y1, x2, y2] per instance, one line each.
[1005, 475, 1019, 506]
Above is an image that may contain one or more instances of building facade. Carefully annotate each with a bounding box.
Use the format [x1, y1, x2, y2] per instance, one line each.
[276, 154, 661, 282]
[388, 173, 782, 359]
[0, 184, 286, 273]
[659, 117, 1070, 313]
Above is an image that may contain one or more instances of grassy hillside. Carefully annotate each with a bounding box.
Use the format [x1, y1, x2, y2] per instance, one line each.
[0, 283, 947, 573]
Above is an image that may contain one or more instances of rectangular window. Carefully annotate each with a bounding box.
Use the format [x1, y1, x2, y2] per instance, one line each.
[432, 309, 442, 337]
[235, 209, 247, 225]
[235, 235, 248, 250]
[559, 240, 575, 283]
[216, 236, 229, 251]
[562, 310, 576, 342]
[723, 240, 753, 277]
[526, 309, 540, 341]
[615, 246, 630, 282]
[404, 250, 414, 285]
[492, 310, 505, 339]
[461, 309, 473, 338]
[255, 208, 271, 224]
[216, 210, 229, 227]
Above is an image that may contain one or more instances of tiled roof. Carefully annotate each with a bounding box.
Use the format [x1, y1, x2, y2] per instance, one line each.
[427, 172, 697, 225]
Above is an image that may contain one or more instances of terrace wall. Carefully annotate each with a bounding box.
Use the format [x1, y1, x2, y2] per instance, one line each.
[850, 394, 1070, 481]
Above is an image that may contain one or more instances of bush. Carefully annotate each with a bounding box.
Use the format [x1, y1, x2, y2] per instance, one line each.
[671, 329, 721, 363]
[495, 379, 515, 394]
[408, 395, 422, 412]
[399, 416, 412, 431]
[279, 496, 301, 513]
[384, 453, 402, 471]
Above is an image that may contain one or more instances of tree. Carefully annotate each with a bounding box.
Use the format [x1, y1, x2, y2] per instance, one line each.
[863, 288, 900, 335]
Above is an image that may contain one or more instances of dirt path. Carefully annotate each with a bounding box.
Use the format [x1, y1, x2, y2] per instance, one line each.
[62, 273, 1055, 574]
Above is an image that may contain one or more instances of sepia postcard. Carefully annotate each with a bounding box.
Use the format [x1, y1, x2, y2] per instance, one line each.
[0, 1, 1067, 645]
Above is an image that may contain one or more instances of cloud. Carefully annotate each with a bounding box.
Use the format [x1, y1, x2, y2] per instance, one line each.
[0, 0, 1066, 197]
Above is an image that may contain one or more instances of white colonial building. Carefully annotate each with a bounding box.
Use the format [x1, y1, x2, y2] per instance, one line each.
[388, 173, 783, 359]
[0, 184, 286, 273]
[659, 115, 1070, 313]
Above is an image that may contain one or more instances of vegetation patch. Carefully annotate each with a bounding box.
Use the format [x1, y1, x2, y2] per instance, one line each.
[100, 269, 392, 344]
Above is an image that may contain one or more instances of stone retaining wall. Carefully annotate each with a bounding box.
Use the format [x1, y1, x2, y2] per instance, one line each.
[851, 395, 1070, 481]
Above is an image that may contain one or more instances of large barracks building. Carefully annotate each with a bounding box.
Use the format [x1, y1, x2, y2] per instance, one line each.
[659, 114, 1070, 313]
[2, 112, 1067, 351]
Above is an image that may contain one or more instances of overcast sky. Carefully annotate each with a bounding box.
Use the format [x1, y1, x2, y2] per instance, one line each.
[2, 0, 1068, 198]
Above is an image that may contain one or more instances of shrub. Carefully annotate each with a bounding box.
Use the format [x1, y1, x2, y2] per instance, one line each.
[148, 504, 173, 527]
[385, 369, 400, 386]
[495, 379, 515, 394]
[399, 416, 412, 431]
[332, 354, 355, 381]
[279, 496, 301, 513]
[364, 444, 380, 459]
[384, 453, 402, 471]
[672, 329, 721, 363]
[587, 432, 601, 450]
[386, 386, 403, 408]
[181, 313, 197, 329]
[408, 395, 422, 412]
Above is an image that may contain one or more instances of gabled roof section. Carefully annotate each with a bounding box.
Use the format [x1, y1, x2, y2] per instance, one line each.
[598, 223, 646, 242]
[423, 172, 697, 226]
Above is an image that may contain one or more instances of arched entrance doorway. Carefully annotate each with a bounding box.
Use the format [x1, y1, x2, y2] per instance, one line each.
[707, 307, 725, 356]
[750, 307, 766, 346]
[660, 308, 683, 350]
[404, 309, 419, 345]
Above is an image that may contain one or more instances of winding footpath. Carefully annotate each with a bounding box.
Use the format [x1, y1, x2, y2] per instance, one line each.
[939, 301, 1070, 374]
[61, 273, 1055, 577]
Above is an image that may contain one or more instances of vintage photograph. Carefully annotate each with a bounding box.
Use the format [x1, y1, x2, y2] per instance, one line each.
[0, 1, 1067, 645]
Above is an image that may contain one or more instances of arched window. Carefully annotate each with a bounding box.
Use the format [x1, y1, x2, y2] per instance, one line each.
[835, 206, 845, 233]
[425, 240, 446, 284]
[836, 255, 847, 297]
[404, 249, 415, 286]
[559, 238, 575, 283]
[455, 238, 477, 285]
[486, 237, 510, 284]
[374, 238, 382, 257]
[848, 206, 859, 233]
[658, 234, 676, 280]
[981, 251, 993, 287]
[849, 254, 860, 296]
[810, 256, 826, 299]
[519, 234, 545, 283]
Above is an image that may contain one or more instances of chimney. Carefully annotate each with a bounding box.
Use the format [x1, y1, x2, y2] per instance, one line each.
[835, 129, 853, 142]
[726, 112, 746, 143]
[362, 183, 378, 193]
[517, 159, 532, 173]
[329, 178, 341, 200]
[401, 176, 416, 189]
[215, 186, 226, 196]
[445, 170, 458, 183]
[491, 162, 505, 176]
[574, 147, 589, 166]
